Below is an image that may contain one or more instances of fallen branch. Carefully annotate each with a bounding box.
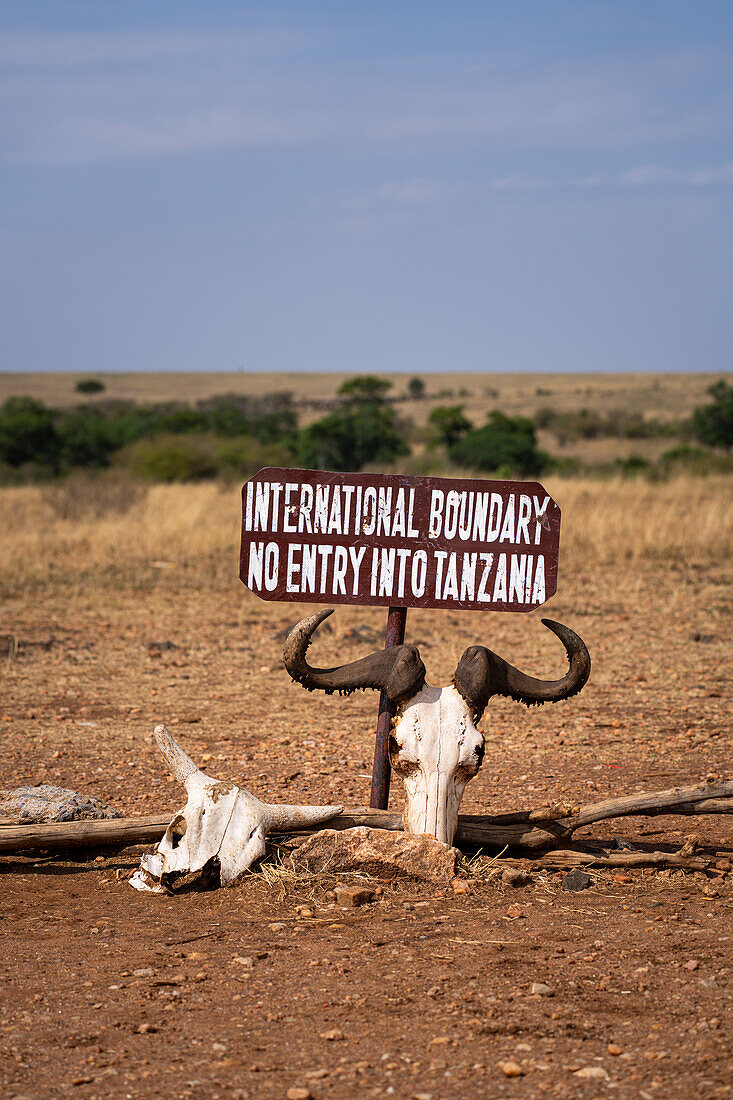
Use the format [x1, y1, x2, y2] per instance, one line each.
[0, 781, 730, 857]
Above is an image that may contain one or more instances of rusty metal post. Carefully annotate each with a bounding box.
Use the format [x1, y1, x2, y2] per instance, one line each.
[369, 605, 407, 809]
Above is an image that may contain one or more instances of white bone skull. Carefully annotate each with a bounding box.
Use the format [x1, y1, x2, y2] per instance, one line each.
[130, 724, 342, 893]
[283, 609, 590, 847]
[390, 684, 485, 845]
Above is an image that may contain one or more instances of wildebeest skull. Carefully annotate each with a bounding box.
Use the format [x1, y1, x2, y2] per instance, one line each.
[284, 610, 590, 846]
[130, 724, 342, 893]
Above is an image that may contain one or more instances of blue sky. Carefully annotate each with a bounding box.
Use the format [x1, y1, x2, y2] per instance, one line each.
[1, 1, 732, 374]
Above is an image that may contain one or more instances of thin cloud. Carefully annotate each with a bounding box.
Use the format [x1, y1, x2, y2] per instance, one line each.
[1, 28, 731, 165]
[342, 178, 454, 210]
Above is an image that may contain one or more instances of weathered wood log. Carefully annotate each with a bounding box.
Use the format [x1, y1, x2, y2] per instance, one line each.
[0, 814, 170, 854]
[512, 850, 723, 874]
[0, 781, 731, 857]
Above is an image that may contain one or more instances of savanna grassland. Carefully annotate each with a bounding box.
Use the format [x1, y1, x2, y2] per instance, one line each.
[0, 368, 726, 470]
[1, 373, 732, 1100]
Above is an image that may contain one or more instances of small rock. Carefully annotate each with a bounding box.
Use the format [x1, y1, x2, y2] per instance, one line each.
[295, 906, 314, 919]
[320, 1028, 345, 1041]
[506, 903, 525, 919]
[269, 922, 286, 932]
[232, 956, 254, 968]
[136, 1023, 157, 1034]
[304, 1069, 329, 1080]
[607, 1043, 623, 1056]
[530, 982, 554, 997]
[613, 873, 633, 884]
[502, 868, 531, 887]
[574, 1066, 608, 1079]
[133, 968, 155, 978]
[286, 1089, 312, 1100]
[497, 1060, 524, 1077]
[452, 878, 471, 895]
[684, 959, 700, 971]
[563, 869, 592, 892]
[715, 858, 731, 872]
[335, 885, 376, 908]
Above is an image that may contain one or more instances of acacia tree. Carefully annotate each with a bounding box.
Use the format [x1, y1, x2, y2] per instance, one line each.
[296, 375, 409, 471]
[428, 404, 472, 449]
[693, 380, 733, 450]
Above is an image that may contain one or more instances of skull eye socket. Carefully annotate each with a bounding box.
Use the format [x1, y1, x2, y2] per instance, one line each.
[475, 741, 485, 766]
[168, 815, 187, 850]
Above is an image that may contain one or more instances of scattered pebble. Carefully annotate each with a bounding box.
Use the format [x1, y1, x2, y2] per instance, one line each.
[232, 956, 254, 968]
[574, 1066, 609, 1079]
[530, 982, 554, 997]
[269, 922, 286, 932]
[136, 1023, 157, 1034]
[607, 1043, 623, 1056]
[335, 885, 376, 908]
[563, 869, 592, 892]
[684, 959, 700, 971]
[502, 868, 531, 887]
[613, 873, 633, 884]
[295, 906, 314, 919]
[497, 1060, 524, 1077]
[506, 903, 525, 919]
[452, 878, 471, 895]
[320, 1028, 345, 1041]
[286, 1089, 312, 1100]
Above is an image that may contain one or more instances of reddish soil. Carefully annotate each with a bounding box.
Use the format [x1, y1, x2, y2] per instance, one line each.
[1, 559, 731, 1098]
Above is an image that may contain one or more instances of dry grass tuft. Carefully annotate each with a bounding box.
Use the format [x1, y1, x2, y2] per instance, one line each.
[1, 474, 730, 596]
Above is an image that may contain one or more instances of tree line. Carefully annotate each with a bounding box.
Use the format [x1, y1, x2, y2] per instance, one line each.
[0, 375, 730, 483]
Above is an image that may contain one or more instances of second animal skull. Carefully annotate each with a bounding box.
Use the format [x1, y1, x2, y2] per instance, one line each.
[284, 610, 590, 845]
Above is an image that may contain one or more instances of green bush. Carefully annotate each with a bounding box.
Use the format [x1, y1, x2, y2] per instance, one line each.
[615, 454, 651, 476]
[0, 397, 61, 471]
[449, 411, 549, 476]
[213, 437, 291, 481]
[657, 443, 733, 477]
[57, 406, 128, 468]
[123, 433, 291, 482]
[693, 380, 733, 450]
[125, 435, 221, 482]
[534, 406, 679, 442]
[428, 405, 472, 449]
[407, 377, 426, 400]
[75, 378, 106, 394]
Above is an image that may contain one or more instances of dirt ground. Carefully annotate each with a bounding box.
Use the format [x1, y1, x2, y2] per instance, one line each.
[1, 549, 732, 1098]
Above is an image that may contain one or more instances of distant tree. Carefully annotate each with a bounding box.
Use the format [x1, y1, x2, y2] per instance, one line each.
[297, 375, 408, 471]
[407, 376, 426, 400]
[0, 397, 61, 470]
[449, 411, 549, 476]
[338, 375, 392, 403]
[75, 378, 106, 394]
[428, 405, 472, 449]
[693, 380, 733, 450]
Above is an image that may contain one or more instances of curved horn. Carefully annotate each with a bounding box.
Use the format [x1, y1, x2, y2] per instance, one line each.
[264, 802, 343, 832]
[154, 724, 204, 788]
[453, 618, 591, 719]
[283, 608, 426, 702]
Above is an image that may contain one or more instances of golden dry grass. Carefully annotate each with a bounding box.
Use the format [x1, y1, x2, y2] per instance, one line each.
[1, 474, 730, 597]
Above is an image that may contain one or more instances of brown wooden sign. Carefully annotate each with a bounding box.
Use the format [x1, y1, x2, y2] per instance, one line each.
[240, 468, 560, 613]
